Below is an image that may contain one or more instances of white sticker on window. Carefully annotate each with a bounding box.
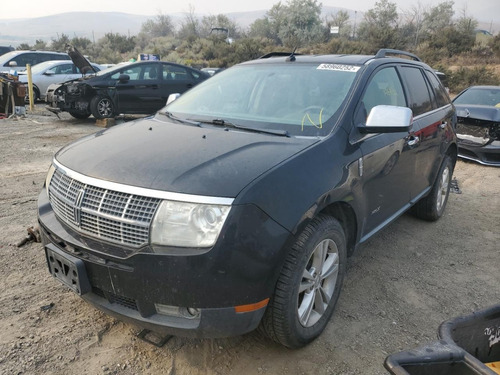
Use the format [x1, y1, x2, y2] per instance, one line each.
[317, 64, 360, 72]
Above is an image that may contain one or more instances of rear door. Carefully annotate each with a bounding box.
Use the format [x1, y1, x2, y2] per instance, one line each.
[114, 63, 163, 113]
[159, 63, 204, 105]
[398, 66, 454, 200]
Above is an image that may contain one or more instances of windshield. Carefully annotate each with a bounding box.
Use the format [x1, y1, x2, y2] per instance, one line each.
[29, 61, 62, 74]
[164, 62, 359, 137]
[454, 87, 500, 107]
[96, 62, 133, 77]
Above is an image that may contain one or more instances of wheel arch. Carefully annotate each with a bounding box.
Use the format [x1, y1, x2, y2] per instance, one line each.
[321, 202, 358, 257]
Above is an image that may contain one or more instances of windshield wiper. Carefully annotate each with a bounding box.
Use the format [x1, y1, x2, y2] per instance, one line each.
[160, 111, 202, 127]
[198, 118, 290, 137]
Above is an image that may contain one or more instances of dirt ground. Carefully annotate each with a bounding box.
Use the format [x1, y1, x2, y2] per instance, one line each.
[0, 108, 499, 375]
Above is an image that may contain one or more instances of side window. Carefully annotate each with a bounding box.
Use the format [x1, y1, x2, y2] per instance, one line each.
[8, 53, 35, 67]
[400, 67, 433, 116]
[357, 67, 406, 123]
[162, 64, 189, 80]
[190, 70, 201, 80]
[425, 70, 450, 108]
[143, 65, 159, 80]
[55, 64, 74, 75]
[110, 65, 143, 81]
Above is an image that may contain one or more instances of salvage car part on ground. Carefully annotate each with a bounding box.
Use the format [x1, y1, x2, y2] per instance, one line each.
[385, 303, 500, 374]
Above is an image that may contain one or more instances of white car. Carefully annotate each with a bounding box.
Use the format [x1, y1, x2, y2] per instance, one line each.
[18, 60, 101, 101]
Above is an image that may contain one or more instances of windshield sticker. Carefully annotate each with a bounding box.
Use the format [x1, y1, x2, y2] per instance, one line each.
[317, 64, 360, 72]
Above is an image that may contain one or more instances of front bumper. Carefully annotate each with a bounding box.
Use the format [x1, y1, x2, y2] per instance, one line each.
[457, 139, 500, 166]
[38, 188, 291, 338]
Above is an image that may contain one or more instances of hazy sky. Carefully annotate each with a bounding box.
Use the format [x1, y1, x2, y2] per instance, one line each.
[2, 0, 498, 22]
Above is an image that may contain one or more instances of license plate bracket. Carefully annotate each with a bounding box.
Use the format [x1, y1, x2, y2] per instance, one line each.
[45, 244, 91, 295]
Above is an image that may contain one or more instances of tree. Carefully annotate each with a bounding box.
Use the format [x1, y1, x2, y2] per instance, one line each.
[98, 33, 135, 55]
[357, 0, 402, 51]
[249, 0, 323, 48]
[141, 13, 175, 38]
[51, 33, 71, 51]
[422, 1, 454, 38]
[402, 1, 425, 48]
[177, 5, 200, 42]
[325, 10, 352, 39]
[278, 0, 324, 48]
[199, 14, 240, 40]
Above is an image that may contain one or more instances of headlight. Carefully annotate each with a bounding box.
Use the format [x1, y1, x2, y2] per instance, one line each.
[151, 200, 231, 248]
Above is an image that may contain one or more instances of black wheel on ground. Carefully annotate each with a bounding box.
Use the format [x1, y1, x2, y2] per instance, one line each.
[33, 87, 40, 102]
[259, 215, 347, 348]
[90, 95, 115, 119]
[411, 155, 454, 221]
[26, 86, 40, 103]
[69, 111, 91, 119]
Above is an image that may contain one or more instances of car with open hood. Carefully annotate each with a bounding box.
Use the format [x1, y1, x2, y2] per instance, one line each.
[38, 49, 457, 348]
[452, 85, 500, 166]
[18, 60, 102, 101]
[46, 51, 210, 119]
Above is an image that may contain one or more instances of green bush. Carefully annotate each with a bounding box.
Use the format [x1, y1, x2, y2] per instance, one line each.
[440, 65, 500, 94]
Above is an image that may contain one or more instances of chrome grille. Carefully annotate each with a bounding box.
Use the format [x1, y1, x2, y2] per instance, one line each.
[48, 167, 160, 248]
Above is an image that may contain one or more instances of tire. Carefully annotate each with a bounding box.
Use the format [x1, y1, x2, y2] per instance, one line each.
[90, 96, 115, 119]
[260, 215, 347, 348]
[69, 111, 91, 119]
[25, 86, 40, 104]
[412, 155, 454, 221]
[33, 87, 40, 102]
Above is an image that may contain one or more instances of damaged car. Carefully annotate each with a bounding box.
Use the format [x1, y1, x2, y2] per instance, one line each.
[452, 85, 500, 166]
[38, 50, 457, 348]
[47, 49, 209, 119]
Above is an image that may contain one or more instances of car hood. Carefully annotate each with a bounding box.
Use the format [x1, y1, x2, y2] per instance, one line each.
[454, 104, 500, 122]
[67, 44, 96, 74]
[55, 116, 318, 198]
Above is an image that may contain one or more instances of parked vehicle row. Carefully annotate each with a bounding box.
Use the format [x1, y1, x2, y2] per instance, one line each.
[38, 49, 458, 348]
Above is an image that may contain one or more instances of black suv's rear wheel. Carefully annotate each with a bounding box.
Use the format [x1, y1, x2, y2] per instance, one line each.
[260, 215, 346, 348]
[412, 155, 454, 221]
[90, 96, 115, 119]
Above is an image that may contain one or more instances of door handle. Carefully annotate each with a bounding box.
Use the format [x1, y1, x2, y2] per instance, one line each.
[407, 135, 420, 147]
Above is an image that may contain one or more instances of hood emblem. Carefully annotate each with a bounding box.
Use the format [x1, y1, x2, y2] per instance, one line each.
[73, 188, 85, 226]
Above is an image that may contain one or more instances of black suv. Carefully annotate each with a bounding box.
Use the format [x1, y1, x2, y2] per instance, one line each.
[38, 49, 457, 348]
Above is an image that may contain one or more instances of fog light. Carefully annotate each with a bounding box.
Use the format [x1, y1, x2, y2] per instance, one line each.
[187, 307, 200, 318]
[155, 304, 201, 320]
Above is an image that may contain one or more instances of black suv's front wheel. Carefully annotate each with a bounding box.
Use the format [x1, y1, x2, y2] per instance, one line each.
[260, 215, 346, 348]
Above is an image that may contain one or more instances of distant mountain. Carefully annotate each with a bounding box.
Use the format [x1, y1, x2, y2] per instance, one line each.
[0, 8, 497, 48]
[0, 12, 151, 46]
[0, 7, 358, 47]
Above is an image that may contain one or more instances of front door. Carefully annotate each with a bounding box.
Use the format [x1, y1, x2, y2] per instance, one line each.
[355, 66, 415, 239]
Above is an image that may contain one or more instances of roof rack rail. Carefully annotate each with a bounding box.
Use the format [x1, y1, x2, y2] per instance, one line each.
[374, 49, 421, 62]
[259, 52, 302, 59]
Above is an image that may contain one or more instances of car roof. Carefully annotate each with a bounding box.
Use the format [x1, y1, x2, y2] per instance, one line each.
[243, 49, 430, 69]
